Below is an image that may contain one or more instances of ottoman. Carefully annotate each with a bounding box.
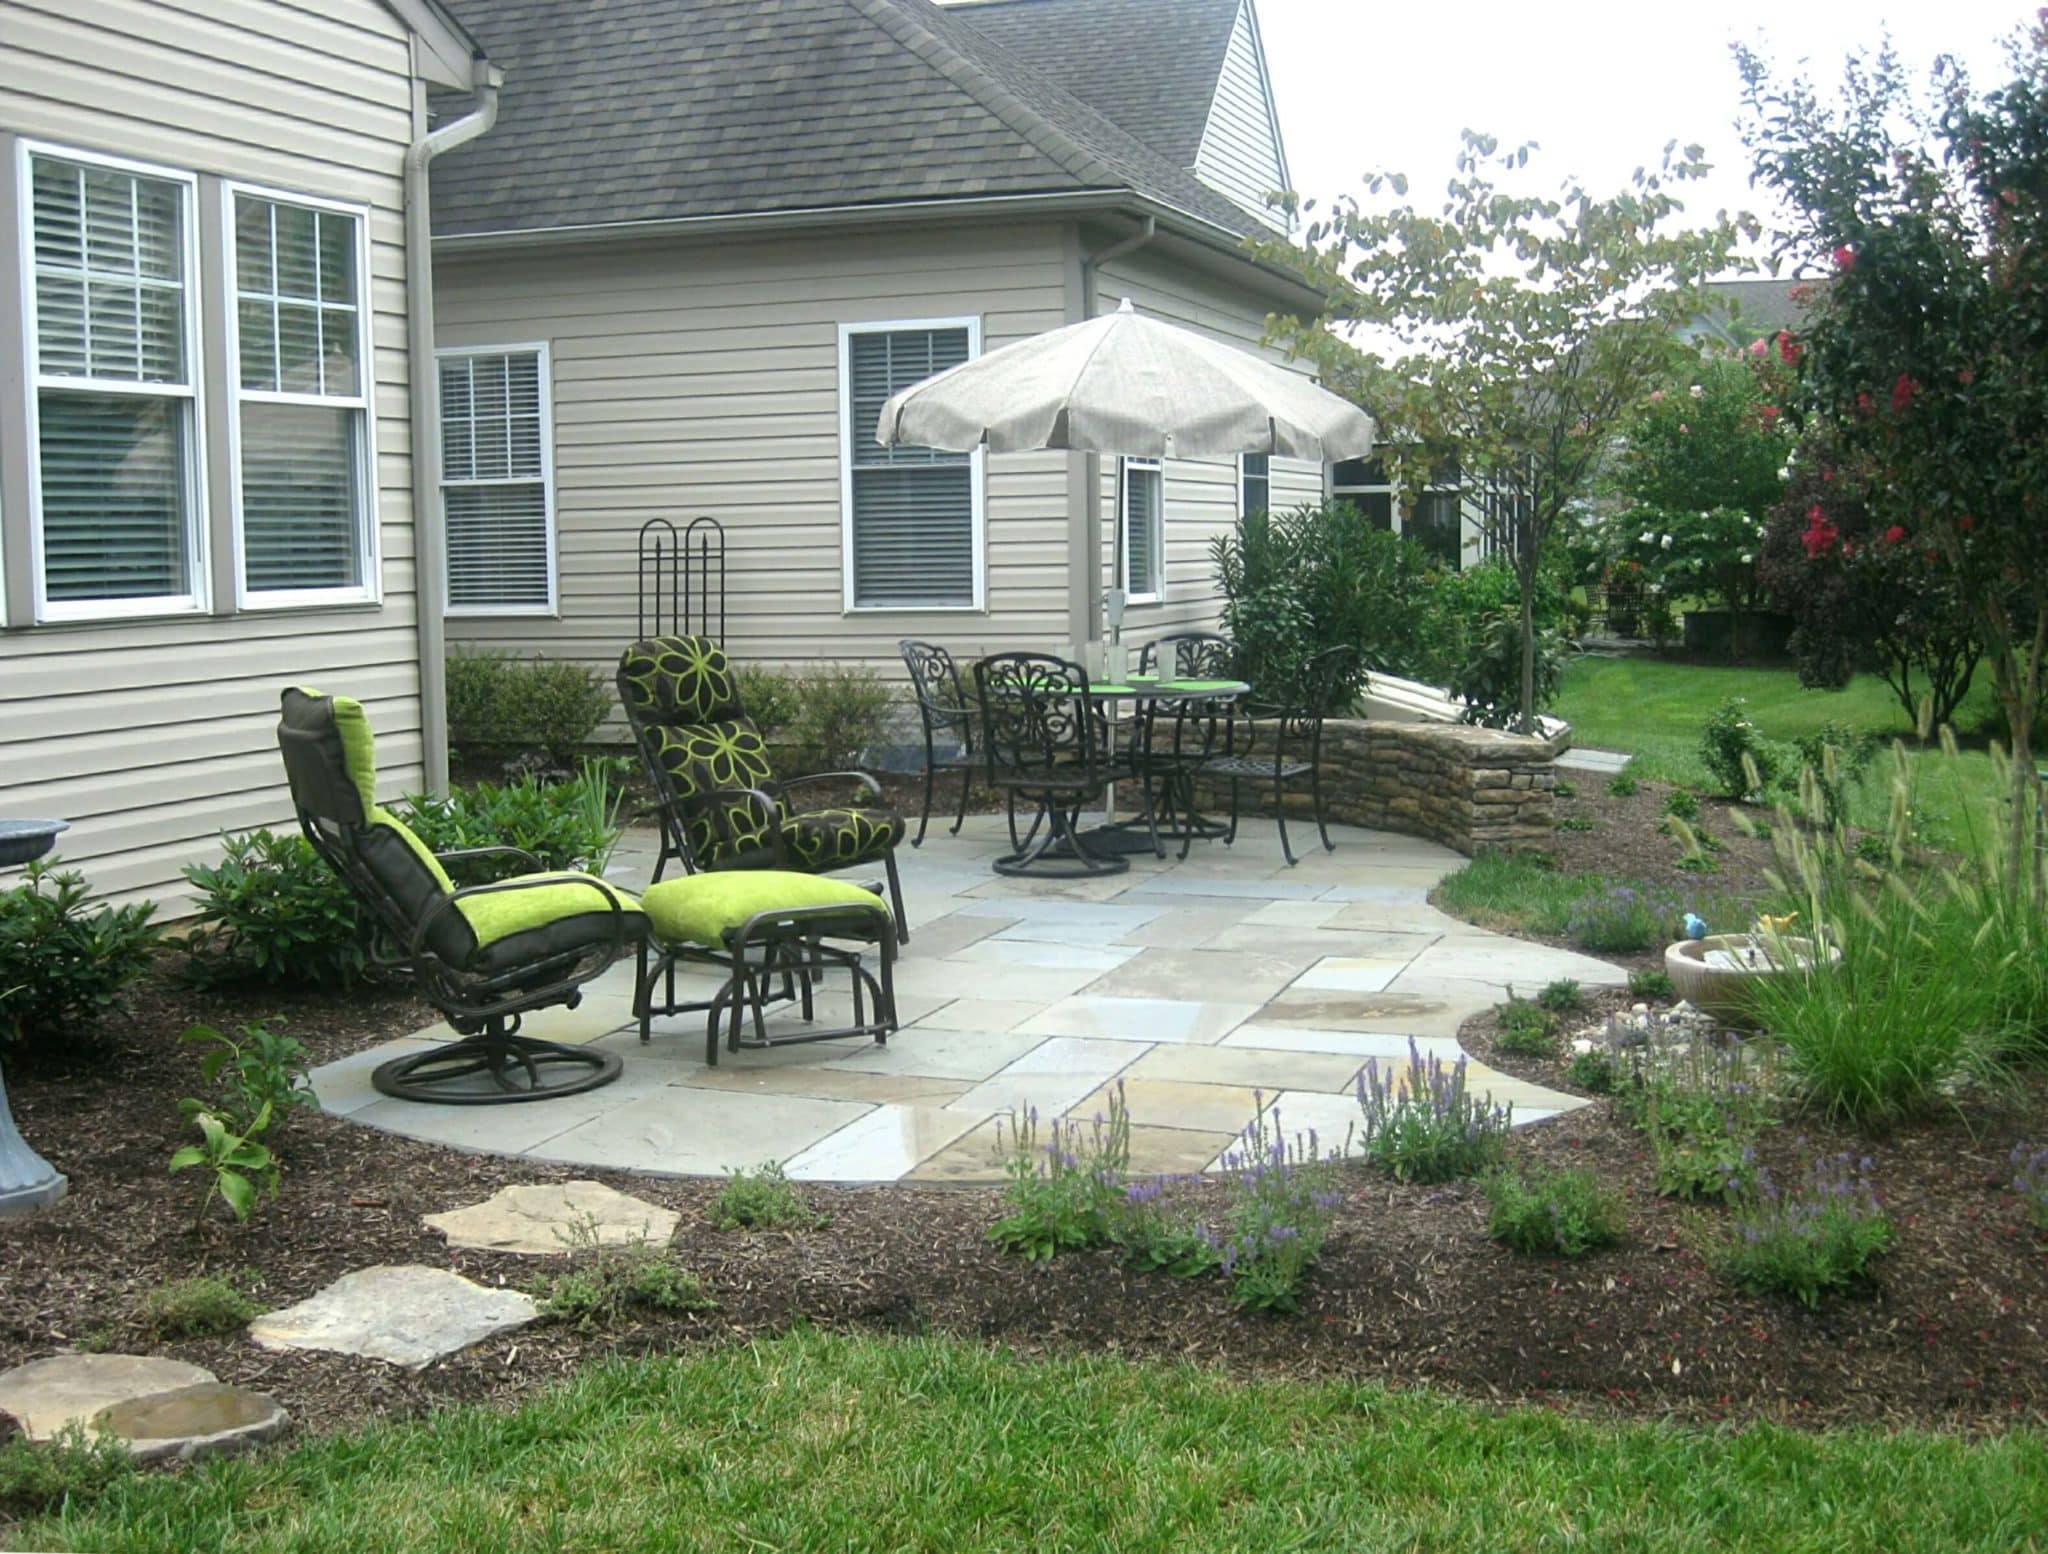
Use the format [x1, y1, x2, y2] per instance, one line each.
[636, 871, 898, 1065]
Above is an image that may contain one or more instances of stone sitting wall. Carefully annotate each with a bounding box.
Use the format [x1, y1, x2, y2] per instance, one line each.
[1203, 718, 1564, 857]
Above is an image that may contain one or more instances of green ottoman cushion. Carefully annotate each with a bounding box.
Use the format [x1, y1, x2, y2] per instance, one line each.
[642, 871, 890, 949]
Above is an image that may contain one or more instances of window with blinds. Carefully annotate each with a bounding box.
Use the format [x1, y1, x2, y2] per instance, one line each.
[841, 322, 980, 609]
[1120, 457, 1163, 602]
[27, 151, 200, 613]
[439, 348, 554, 612]
[1239, 453, 1270, 521]
[231, 191, 371, 601]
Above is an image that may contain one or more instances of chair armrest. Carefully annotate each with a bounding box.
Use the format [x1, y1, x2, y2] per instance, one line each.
[409, 872, 636, 963]
[773, 770, 885, 803]
[433, 844, 544, 873]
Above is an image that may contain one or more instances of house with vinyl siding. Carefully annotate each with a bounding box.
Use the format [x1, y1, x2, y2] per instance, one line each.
[0, 0, 495, 911]
[427, 0, 1334, 704]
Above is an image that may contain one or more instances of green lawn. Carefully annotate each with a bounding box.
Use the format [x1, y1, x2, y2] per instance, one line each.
[14, 1332, 2046, 1553]
[1556, 657, 2007, 846]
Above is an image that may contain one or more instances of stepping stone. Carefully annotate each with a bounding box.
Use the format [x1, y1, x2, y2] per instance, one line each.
[92, 1382, 288, 1464]
[249, 1265, 538, 1370]
[423, 1180, 679, 1256]
[0, 1354, 215, 1443]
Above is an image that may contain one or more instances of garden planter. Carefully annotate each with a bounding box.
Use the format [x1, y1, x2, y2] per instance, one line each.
[1664, 933, 1838, 1026]
[1681, 609, 1794, 663]
[0, 819, 67, 866]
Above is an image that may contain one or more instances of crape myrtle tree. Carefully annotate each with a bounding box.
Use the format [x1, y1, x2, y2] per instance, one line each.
[1256, 132, 1745, 732]
[1739, 28, 2048, 895]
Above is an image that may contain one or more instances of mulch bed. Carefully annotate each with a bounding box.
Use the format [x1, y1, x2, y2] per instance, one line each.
[1546, 774, 1780, 905]
[5, 958, 2046, 1463]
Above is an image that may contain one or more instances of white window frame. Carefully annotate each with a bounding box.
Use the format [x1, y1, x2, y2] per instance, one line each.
[1238, 452, 1270, 521]
[18, 139, 208, 624]
[436, 341, 559, 617]
[1118, 455, 1163, 605]
[837, 315, 985, 613]
[223, 180, 380, 610]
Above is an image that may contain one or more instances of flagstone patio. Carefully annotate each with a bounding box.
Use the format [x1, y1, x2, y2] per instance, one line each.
[311, 816, 1619, 1184]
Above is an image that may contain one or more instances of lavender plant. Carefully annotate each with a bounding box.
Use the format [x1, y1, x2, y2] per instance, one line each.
[1566, 884, 1692, 955]
[1108, 1177, 1221, 1278]
[1610, 1016, 1776, 1203]
[2011, 1143, 2048, 1233]
[1214, 1102, 1344, 1314]
[1716, 1152, 1893, 1307]
[988, 1086, 1131, 1262]
[1356, 1040, 1513, 1183]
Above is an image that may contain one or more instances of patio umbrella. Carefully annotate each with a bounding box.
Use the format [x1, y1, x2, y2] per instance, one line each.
[874, 298, 1375, 461]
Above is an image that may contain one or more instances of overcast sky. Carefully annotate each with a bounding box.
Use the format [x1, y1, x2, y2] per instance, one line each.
[1258, 0, 2030, 270]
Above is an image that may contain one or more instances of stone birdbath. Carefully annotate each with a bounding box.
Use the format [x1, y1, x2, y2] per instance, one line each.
[1, 819, 71, 1216]
[1664, 930, 1838, 1027]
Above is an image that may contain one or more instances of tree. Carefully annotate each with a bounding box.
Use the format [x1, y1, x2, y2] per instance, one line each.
[1755, 426, 1980, 731]
[1256, 133, 1745, 732]
[1739, 29, 2048, 894]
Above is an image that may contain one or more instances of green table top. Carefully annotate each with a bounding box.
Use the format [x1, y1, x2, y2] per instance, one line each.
[1087, 678, 1247, 699]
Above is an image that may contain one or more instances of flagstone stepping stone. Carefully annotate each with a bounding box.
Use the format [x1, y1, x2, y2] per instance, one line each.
[92, 1382, 288, 1464]
[423, 1179, 678, 1256]
[249, 1265, 538, 1370]
[0, 1354, 215, 1443]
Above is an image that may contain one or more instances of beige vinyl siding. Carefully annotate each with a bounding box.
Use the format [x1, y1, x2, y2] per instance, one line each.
[435, 222, 1077, 710]
[1094, 247, 1323, 642]
[0, 0, 426, 914]
[1193, 0, 1289, 231]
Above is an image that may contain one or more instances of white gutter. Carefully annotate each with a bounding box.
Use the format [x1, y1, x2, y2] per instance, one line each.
[404, 63, 501, 796]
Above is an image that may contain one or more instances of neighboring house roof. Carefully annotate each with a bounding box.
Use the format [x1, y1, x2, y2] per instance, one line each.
[945, 0, 1240, 169]
[380, 0, 491, 90]
[1685, 277, 1813, 347]
[429, 0, 1267, 243]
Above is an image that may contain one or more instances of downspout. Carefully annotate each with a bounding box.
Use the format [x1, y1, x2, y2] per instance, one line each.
[405, 63, 501, 796]
[1074, 216, 1155, 643]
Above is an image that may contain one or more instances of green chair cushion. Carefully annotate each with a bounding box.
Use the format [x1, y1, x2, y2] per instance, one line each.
[455, 873, 641, 949]
[781, 806, 905, 872]
[641, 871, 889, 949]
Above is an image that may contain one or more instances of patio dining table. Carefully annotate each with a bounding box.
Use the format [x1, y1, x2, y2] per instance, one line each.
[1082, 675, 1249, 856]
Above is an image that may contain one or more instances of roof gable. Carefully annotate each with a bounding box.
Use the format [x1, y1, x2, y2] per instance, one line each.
[1192, 0, 1288, 229]
[429, 0, 1264, 242]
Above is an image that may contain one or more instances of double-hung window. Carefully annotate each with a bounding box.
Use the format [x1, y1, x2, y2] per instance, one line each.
[229, 187, 375, 604]
[1118, 456, 1163, 603]
[1239, 452, 1270, 521]
[24, 146, 203, 619]
[438, 346, 555, 613]
[840, 319, 982, 610]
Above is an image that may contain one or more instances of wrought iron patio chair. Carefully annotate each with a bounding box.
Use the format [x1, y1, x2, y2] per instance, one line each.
[973, 652, 1145, 876]
[276, 687, 647, 1103]
[617, 635, 910, 943]
[1134, 632, 1242, 859]
[1203, 644, 1357, 866]
[898, 639, 984, 847]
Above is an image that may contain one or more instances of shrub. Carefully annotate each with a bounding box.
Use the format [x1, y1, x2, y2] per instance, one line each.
[1537, 979, 1584, 1013]
[1109, 1178, 1221, 1278]
[1553, 779, 1577, 799]
[1606, 772, 1640, 797]
[1494, 993, 1557, 1057]
[709, 1161, 823, 1232]
[138, 1270, 261, 1338]
[2011, 1144, 2048, 1232]
[446, 649, 611, 767]
[538, 1219, 715, 1329]
[989, 1091, 1130, 1261]
[734, 666, 803, 742]
[1566, 884, 1683, 955]
[1613, 1024, 1776, 1203]
[1717, 1153, 1893, 1307]
[1422, 559, 1567, 729]
[177, 1023, 313, 1141]
[1628, 968, 1675, 999]
[402, 760, 626, 880]
[1213, 1103, 1343, 1314]
[0, 1423, 132, 1518]
[1565, 1049, 1617, 1093]
[1663, 787, 1701, 821]
[1700, 698, 1781, 800]
[1789, 720, 1880, 832]
[1355, 1040, 1512, 1183]
[783, 665, 896, 772]
[182, 829, 368, 990]
[1484, 1166, 1625, 1258]
[0, 858, 163, 1050]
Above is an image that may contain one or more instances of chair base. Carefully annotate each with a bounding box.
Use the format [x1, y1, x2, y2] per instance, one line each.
[371, 1026, 623, 1105]
[992, 797, 1130, 877]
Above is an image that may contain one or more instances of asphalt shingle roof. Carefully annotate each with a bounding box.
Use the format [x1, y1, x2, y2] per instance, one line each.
[947, 0, 1239, 169]
[431, 0, 1265, 240]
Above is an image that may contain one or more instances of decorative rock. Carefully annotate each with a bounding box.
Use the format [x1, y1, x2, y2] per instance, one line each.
[0, 1354, 215, 1442]
[92, 1382, 288, 1463]
[249, 1265, 538, 1370]
[423, 1179, 679, 1256]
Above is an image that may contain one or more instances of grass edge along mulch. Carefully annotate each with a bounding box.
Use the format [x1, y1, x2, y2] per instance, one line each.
[19, 1330, 2048, 1553]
